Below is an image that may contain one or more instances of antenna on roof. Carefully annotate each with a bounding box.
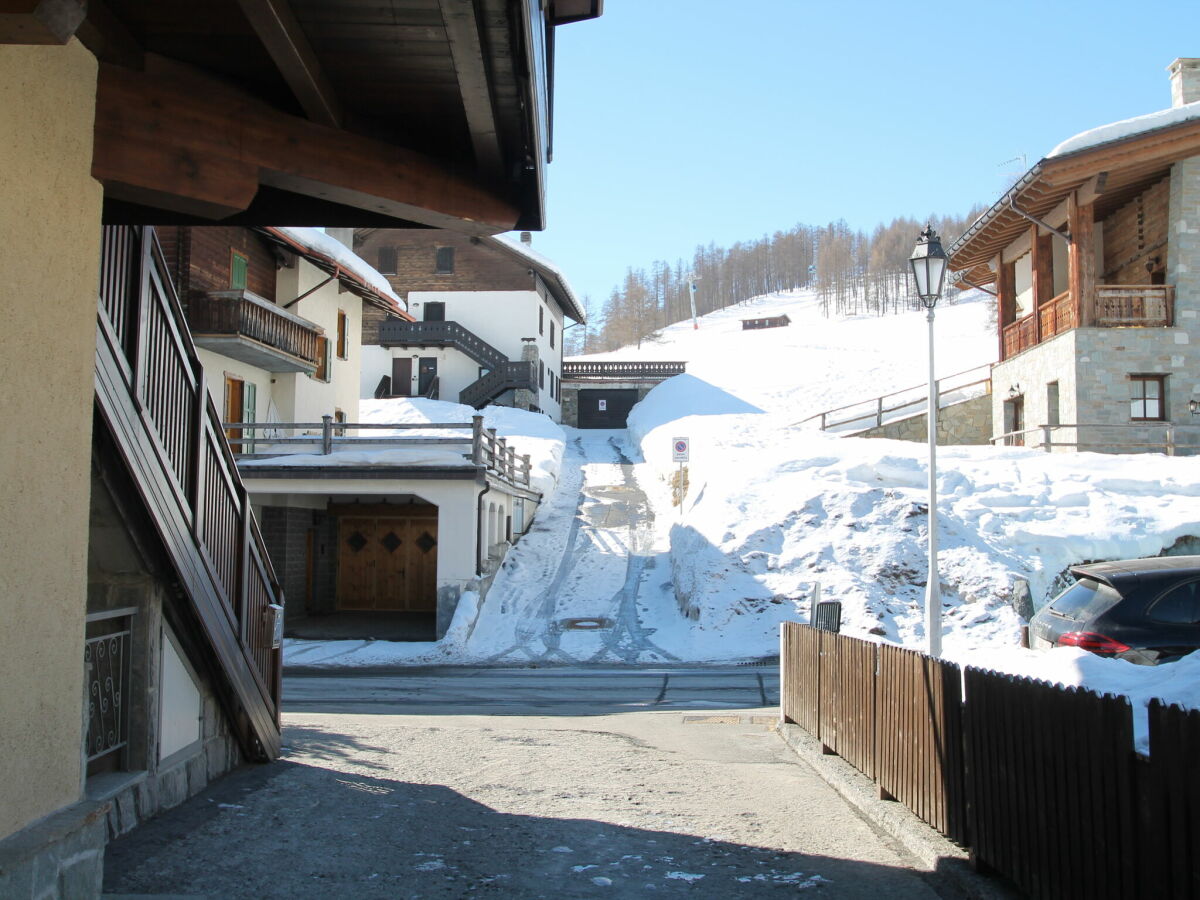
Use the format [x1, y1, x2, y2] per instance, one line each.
[998, 154, 1028, 190]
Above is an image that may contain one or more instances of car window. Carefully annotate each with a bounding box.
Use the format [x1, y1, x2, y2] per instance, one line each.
[1149, 581, 1200, 624]
[1047, 578, 1122, 620]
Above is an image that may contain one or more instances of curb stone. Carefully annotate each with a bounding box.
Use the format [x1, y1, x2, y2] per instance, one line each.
[775, 723, 1018, 900]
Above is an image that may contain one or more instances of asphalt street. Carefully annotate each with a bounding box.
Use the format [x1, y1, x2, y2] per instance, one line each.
[103, 667, 954, 899]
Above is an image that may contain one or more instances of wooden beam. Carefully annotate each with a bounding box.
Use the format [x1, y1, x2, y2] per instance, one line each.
[235, 0, 342, 128]
[0, 0, 84, 44]
[438, 0, 504, 184]
[1068, 192, 1096, 327]
[92, 57, 520, 232]
[1076, 171, 1109, 207]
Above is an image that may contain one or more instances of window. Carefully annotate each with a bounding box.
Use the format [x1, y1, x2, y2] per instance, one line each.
[539, 305, 544, 335]
[1130, 375, 1165, 421]
[313, 336, 330, 382]
[377, 246, 397, 275]
[334, 409, 346, 437]
[1149, 581, 1200, 624]
[550, 320, 555, 349]
[424, 301, 445, 322]
[1047, 381, 1060, 427]
[435, 246, 454, 274]
[336, 310, 348, 359]
[230, 251, 248, 290]
[539, 360, 545, 389]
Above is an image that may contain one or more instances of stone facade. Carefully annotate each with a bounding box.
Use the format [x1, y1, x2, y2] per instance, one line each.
[860, 393, 993, 446]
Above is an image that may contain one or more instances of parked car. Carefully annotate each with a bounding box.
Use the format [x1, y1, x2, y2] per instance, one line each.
[1029, 556, 1200, 665]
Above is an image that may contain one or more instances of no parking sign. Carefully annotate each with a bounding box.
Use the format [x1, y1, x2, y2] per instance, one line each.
[672, 437, 690, 462]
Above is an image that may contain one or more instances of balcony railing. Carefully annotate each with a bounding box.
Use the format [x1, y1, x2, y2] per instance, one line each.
[227, 416, 534, 488]
[1002, 312, 1039, 359]
[562, 360, 687, 380]
[378, 319, 507, 370]
[1096, 284, 1174, 327]
[460, 360, 537, 409]
[1002, 285, 1175, 360]
[189, 290, 321, 373]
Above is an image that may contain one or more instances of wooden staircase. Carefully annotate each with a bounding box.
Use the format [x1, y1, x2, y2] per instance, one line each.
[94, 226, 283, 761]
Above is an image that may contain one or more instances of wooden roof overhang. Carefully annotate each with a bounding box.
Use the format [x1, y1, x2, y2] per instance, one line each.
[949, 115, 1200, 287]
[4, 0, 599, 233]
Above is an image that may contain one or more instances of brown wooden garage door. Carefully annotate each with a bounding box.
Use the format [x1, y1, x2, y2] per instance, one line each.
[577, 389, 639, 429]
[334, 504, 438, 611]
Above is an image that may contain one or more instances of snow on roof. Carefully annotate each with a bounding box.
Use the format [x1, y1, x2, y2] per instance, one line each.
[488, 235, 586, 323]
[266, 226, 405, 313]
[1047, 99, 1200, 158]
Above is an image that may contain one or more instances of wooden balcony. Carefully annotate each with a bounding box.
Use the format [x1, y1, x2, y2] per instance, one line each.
[1095, 284, 1174, 327]
[189, 290, 321, 373]
[1002, 285, 1175, 360]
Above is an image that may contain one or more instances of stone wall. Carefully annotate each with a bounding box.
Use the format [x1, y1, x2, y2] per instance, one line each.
[859, 393, 992, 446]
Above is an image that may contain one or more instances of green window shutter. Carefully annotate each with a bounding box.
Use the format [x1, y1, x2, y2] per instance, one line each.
[231, 252, 248, 290]
[243, 382, 256, 453]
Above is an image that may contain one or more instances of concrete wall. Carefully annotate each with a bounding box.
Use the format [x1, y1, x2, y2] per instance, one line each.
[273, 260, 364, 425]
[0, 40, 102, 842]
[859, 393, 993, 446]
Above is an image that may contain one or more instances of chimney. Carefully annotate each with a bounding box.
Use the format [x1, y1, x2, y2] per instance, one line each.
[324, 227, 355, 251]
[520, 231, 532, 245]
[1168, 58, 1200, 108]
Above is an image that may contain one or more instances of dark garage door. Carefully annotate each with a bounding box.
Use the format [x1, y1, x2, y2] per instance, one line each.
[577, 389, 639, 429]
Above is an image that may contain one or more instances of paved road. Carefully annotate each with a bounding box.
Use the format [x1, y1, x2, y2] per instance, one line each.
[104, 668, 949, 899]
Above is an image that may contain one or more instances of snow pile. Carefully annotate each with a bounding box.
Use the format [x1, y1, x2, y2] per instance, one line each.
[1047, 99, 1200, 159]
[950, 645, 1200, 753]
[629, 398, 1200, 656]
[242, 397, 566, 497]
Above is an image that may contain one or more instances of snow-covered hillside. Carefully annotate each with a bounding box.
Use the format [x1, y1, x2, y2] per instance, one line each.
[571, 290, 997, 420]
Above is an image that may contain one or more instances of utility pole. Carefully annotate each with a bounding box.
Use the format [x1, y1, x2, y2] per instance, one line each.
[687, 275, 699, 330]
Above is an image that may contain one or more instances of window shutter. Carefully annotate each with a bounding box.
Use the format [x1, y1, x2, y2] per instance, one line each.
[244, 382, 257, 453]
[230, 251, 248, 290]
[314, 336, 329, 382]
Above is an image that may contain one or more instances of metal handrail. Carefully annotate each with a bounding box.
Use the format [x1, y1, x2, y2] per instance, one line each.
[990, 421, 1200, 455]
[795, 364, 993, 432]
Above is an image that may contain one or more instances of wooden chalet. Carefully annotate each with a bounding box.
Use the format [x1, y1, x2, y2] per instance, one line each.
[0, 0, 599, 894]
[948, 58, 1200, 452]
[741, 314, 791, 330]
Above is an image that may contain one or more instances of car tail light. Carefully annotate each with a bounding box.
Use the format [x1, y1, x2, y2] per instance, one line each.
[1057, 631, 1131, 655]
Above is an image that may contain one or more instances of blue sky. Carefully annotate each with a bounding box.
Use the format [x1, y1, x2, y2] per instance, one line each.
[528, 0, 1198, 311]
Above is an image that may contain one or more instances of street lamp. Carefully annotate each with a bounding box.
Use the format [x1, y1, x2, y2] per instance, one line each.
[909, 225, 947, 657]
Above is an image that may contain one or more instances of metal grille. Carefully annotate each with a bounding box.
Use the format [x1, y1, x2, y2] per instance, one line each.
[84, 618, 132, 763]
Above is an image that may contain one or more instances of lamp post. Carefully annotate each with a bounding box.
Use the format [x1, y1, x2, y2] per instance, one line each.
[909, 226, 948, 657]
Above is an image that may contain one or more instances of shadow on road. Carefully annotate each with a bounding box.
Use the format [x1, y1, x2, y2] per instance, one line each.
[103, 739, 939, 899]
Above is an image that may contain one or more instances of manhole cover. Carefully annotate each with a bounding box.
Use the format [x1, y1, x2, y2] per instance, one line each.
[559, 617, 613, 631]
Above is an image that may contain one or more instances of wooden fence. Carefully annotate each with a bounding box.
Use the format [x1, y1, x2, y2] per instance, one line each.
[779, 622, 1200, 899]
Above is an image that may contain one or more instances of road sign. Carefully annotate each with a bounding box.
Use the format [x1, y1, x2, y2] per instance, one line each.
[672, 437, 690, 462]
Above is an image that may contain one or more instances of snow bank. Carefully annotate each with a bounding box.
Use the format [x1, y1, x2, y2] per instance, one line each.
[949, 645, 1200, 753]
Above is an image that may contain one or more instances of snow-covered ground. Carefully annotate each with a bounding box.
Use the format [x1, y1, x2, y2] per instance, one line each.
[285, 288, 1200, 732]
